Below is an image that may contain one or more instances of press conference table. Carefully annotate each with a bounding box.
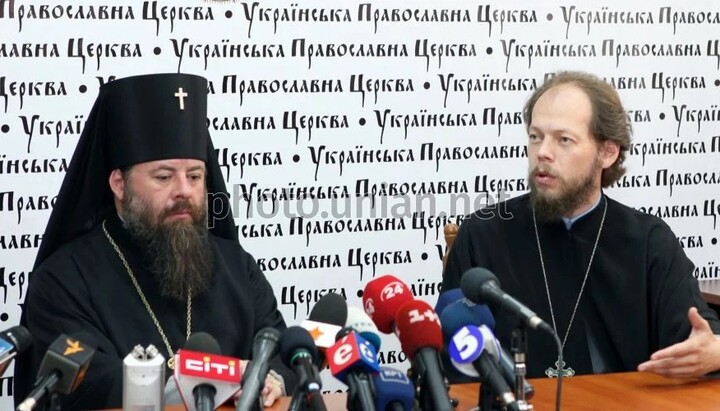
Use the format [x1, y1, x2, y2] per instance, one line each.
[700, 279, 720, 306]
[120, 371, 720, 410]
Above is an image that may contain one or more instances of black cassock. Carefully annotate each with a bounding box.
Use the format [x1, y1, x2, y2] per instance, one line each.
[442, 192, 720, 379]
[16, 213, 296, 409]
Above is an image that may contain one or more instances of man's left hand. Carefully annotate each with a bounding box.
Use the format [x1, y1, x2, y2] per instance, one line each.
[233, 373, 283, 408]
[638, 307, 720, 378]
[260, 373, 283, 407]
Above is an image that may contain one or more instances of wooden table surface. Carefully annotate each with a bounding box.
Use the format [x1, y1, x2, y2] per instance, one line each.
[454, 371, 720, 410]
[700, 279, 720, 306]
[112, 371, 720, 410]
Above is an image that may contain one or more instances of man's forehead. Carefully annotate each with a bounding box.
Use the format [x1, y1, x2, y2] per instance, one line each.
[530, 85, 592, 130]
[535, 84, 591, 112]
[140, 159, 206, 171]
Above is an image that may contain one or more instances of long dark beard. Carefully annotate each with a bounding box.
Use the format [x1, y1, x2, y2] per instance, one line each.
[529, 158, 601, 223]
[121, 187, 214, 302]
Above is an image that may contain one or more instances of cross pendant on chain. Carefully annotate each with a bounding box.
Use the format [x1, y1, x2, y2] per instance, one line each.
[545, 359, 575, 378]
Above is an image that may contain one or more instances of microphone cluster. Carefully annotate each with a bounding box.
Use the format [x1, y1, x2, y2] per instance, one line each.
[351, 268, 558, 411]
[266, 267, 555, 411]
[10, 266, 560, 411]
[296, 283, 416, 411]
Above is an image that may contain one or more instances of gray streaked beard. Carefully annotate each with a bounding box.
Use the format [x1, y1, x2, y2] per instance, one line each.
[122, 188, 214, 302]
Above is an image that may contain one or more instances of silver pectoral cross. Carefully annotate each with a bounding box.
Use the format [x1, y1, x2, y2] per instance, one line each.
[545, 359, 575, 378]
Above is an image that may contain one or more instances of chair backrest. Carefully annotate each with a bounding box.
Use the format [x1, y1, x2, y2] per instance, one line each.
[442, 223, 459, 271]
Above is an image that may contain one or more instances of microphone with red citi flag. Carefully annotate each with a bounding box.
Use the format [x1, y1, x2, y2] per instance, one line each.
[173, 332, 243, 411]
[395, 299, 454, 411]
[16, 332, 96, 411]
[361, 275, 414, 335]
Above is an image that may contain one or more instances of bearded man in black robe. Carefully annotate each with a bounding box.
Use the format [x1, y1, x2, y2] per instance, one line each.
[14, 73, 295, 410]
[443, 71, 720, 380]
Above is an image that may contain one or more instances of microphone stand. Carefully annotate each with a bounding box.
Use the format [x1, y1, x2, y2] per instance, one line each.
[511, 328, 533, 411]
[36, 392, 61, 411]
[476, 328, 535, 411]
[477, 381, 499, 410]
[287, 378, 327, 411]
[410, 366, 434, 411]
[344, 371, 375, 411]
[288, 386, 306, 411]
[409, 354, 453, 411]
[407, 363, 432, 411]
[50, 393, 61, 411]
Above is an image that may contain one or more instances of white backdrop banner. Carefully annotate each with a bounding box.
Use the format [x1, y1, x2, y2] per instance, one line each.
[1, 0, 720, 403]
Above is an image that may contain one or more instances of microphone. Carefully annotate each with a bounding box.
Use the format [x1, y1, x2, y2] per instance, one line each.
[299, 319, 342, 367]
[394, 299, 453, 411]
[460, 267, 554, 334]
[439, 298, 533, 398]
[235, 327, 281, 411]
[301, 292, 347, 366]
[434, 288, 465, 315]
[173, 332, 243, 411]
[371, 367, 415, 411]
[309, 292, 348, 327]
[440, 304, 520, 411]
[122, 344, 165, 411]
[279, 326, 326, 411]
[326, 328, 379, 411]
[16, 332, 95, 411]
[0, 325, 32, 377]
[345, 306, 381, 351]
[435, 289, 496, 329]
[362, 275, 414, 334]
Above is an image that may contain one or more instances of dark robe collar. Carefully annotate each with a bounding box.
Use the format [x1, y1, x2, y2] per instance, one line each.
[531, 192, 608, 235]
[561, 192, 603, 230]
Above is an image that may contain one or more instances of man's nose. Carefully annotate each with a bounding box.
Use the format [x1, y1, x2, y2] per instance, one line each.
[536, 138, 554, 162]
[172, 176, 193, 198]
